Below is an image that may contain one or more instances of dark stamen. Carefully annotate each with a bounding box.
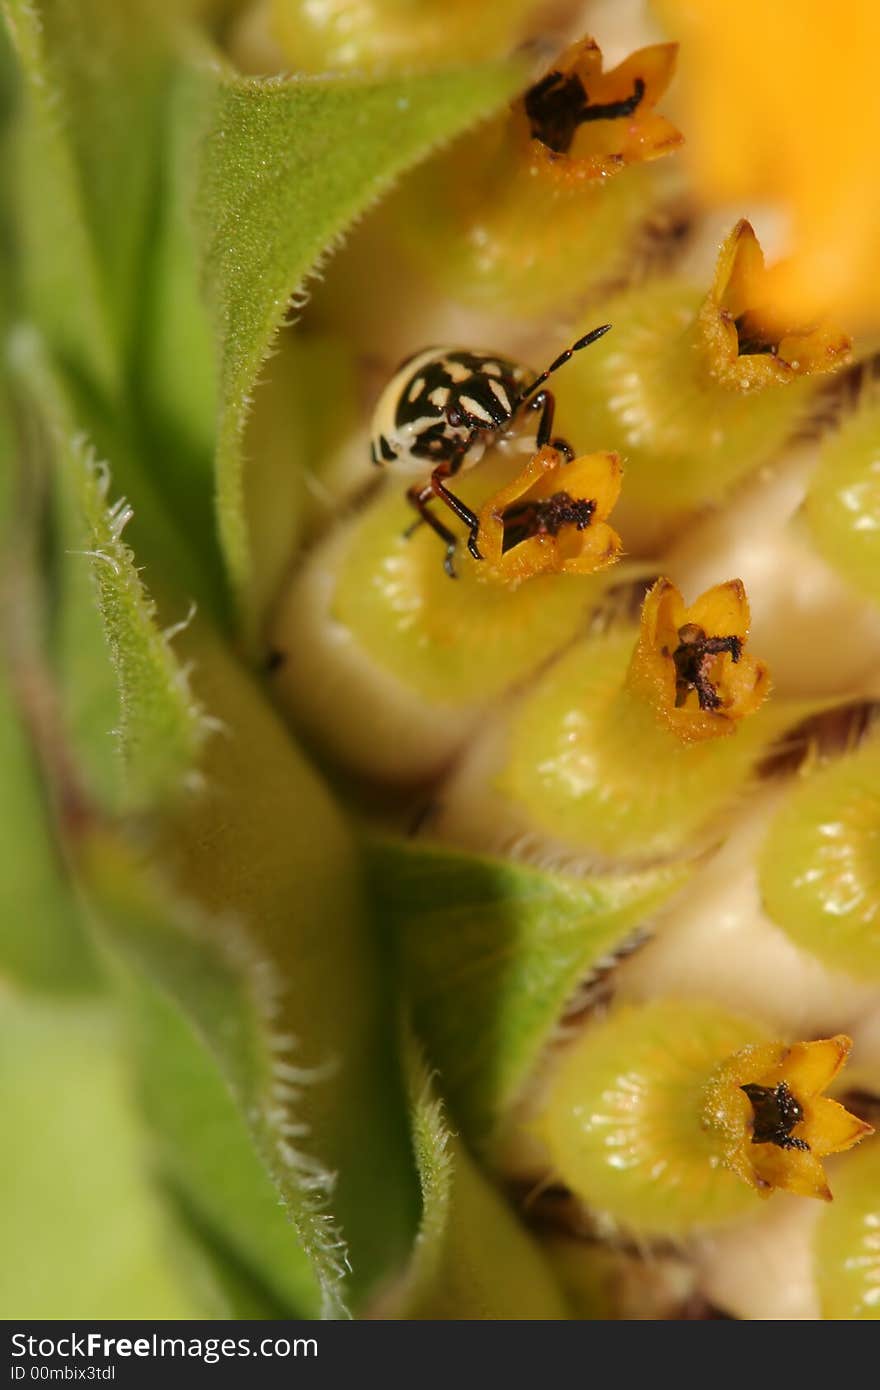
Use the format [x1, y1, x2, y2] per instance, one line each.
[671, 623, 742, 711]
[740, 1082, 810, 1152]
[524, 70, 646, 155]
[501, 491, 595, 552]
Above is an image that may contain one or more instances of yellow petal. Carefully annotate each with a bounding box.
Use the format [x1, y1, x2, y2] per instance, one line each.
[687, 577, 751, 642]
[476, 447, 623, 583]
[718, 653, 771, 717]
[709, 219, 766, 320]
[529, 450, 623, 520]
[519, 37, 683, 182]
[639, 577, 685, 650]
[698, 221, 852, 389]
[775, 1036, 852, 1099]
[557, 520, 623, 575]
[749, 1143, 833, 1202]
[803, 1098, 875, 1159]
[627, 577, 769, 743]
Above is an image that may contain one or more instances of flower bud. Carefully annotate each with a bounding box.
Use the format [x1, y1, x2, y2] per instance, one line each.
[806, 385, 880, 608]
[396, 38, 684, 317]
[552, 221, 852, 548]
[436, 579, 779, 869]
[759, 735, 880, 981]
[533, 1001, 870, 1239]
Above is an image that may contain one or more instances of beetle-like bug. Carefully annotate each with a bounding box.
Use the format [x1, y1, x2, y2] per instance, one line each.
[370, 323, 612, 576]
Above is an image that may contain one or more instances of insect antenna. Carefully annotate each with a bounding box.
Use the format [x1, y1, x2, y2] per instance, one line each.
[516, 323, 612, 406]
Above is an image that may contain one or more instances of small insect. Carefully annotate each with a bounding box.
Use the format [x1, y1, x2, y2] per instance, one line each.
[370, 324, 612, 576]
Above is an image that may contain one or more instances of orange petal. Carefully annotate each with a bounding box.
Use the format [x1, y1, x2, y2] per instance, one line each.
[709, 219, 766, 318]
[776, 1036, 853, 1099]
[803, 1098, 874, 1158]
[558, 520, 623, 574]
[699, 221, 852, 387]
[628, 578, 768, 743]
[640, 577, 686, 650]
[750, 1142, 833, 1201]
[521, 38, 683, 181]
[687, 577, 751, 642]
[476, 447, 623, 584]
[529, 450, 623, 520]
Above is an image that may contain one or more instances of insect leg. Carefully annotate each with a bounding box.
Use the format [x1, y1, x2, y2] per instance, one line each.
[525, 389, 558, 449]
[405, 481, 460, 578]
[431, 465, 484, 563]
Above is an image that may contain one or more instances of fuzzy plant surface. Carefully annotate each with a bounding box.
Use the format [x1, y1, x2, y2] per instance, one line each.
[2, 0, 880, 1323]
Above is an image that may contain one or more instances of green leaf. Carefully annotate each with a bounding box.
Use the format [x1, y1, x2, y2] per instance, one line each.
[11, 331, 209, 810]
[0, 668, 97, 990]
[14, 333, 419, 1314]
[368, 839, 689, 1147]
[0, 992, 210, 1318]
[4, 0, 115, 395]
[76, 650, 420, 1313]
[147, 629, 420, 1310]
[134, 62, 218, 544]
[67, 442, 210, 809]
[3, 3, 230, 602]
[383, 1028, 570, 1320]
[193, 56, 527, 622]
[0, 322, 98, 990]
[81, 832, 335, 1315]
[3, 0, 173, 389]
[129, 978, 322, 1318]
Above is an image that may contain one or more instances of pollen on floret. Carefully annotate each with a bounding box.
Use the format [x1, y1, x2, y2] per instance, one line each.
[476, 445, 623, 584]
[699, 220, 852, 390]
[704, 1036, 873, 1201]
[626, 577, 770, 742]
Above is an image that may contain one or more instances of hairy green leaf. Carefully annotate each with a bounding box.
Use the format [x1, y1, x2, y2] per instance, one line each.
[0, 670, 96, 990]
[368, 839, 689, 1146]
[4, 0, 115, 393]
[15, 322, 418, 1315]
[149, 628, 419, 1311]
[381, 1029, 569, 1319]
[3, 0, 172, 387]
[11, 333, 209, 810]
[129, 978, 322, 1318]
[81, 830, 341, 1315]
[193, 57, 526, 621]
[0, 319, 98, 989]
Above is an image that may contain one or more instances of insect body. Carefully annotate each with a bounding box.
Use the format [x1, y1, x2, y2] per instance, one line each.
[370, 324, 611, 576]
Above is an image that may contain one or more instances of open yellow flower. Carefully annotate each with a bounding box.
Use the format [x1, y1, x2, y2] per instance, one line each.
[514, 37, 683, 184]
[703, 1036, 873, 1201]
[698, 221, 852, 390]
[476, 445, 622, 584]
[627, 577, 770, 743]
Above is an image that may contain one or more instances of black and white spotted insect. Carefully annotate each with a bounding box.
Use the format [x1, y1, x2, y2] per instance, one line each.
[369, 323, 612, 576]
